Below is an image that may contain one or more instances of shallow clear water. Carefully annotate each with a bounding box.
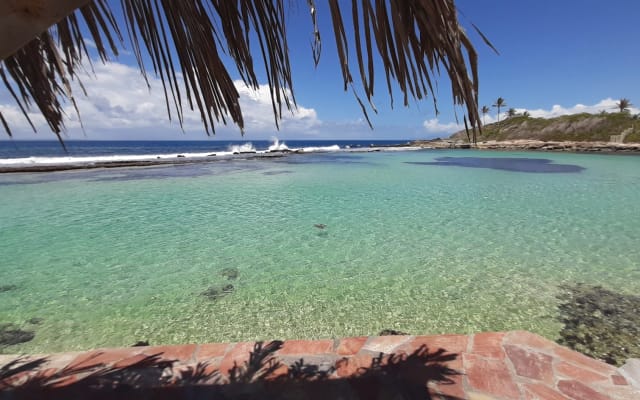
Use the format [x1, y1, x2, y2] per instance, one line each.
[1, 149, 639, 353]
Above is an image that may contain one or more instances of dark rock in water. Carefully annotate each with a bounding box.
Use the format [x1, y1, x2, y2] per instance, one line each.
[406, 157, 585, 173]
[379, 329, 408, 336]
[177, 154, 185, 158]
[0, 284, 17, 293]
[208, 153, 216, 157]
[0, 323, 35, 347]
[132, 340, 150, 347]
[557, 283, 640, 366]
[221, 267, 239, 280]
[201, 284, 235, 301]
[313, 224, 327, 229]
[262, 170, 293, 176]
[27, 317, 43, 325]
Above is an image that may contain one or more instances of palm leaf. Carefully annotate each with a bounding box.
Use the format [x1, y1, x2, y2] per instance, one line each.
[0, 0, 484, 145]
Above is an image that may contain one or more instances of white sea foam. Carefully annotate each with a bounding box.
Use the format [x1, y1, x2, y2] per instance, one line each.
[0, 140, 419, 167]
[0, 152, 219, 166]
[298, 145, 341, 153]
[228, 143, 257, 154]
[268, 138, 290, 152]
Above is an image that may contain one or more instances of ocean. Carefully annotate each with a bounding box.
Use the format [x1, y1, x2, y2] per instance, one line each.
[1, 142, 639, 353]
[0, 139, 410, 163]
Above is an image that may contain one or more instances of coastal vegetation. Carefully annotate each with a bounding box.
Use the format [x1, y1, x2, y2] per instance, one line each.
[481, 105, 490, 125]
[492, 97, 507, 123]
[616, 98, 633, 113]
[451, 111, 640, 142]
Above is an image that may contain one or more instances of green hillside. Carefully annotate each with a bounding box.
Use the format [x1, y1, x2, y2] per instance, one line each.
[451, 112, 640, 143]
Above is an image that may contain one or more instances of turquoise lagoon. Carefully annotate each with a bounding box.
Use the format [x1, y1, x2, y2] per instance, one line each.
[1, 149, 639, 353]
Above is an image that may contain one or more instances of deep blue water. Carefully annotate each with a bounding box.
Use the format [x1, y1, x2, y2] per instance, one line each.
[0, 140, 410, 159]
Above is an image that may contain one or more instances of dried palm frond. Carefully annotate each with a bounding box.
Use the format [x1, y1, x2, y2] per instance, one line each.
[0, 0, 485, 145]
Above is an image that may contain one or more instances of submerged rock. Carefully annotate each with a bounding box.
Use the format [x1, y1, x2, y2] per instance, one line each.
[132, 340, 150, 347]
[0, 284, 17, 293]
[0, 323, 35, 347]
[557, 283, 640, 366]
[379, 329, 408, 336]
[27, 317, 43, 325]
[201, 284, 235, 301]
[220, 267, 239, 280]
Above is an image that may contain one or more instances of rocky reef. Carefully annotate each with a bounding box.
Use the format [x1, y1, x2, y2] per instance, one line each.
[0, 285, 17, 293]
[220, 267, 239, 280]
[0, 323, 35, 348]
[409, 139, 640, 153]
[201, 284, 235, 301]
[556, 283, 640, 366]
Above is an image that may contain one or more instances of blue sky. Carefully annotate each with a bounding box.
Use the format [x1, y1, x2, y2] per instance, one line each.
[2, 0, 640, 141]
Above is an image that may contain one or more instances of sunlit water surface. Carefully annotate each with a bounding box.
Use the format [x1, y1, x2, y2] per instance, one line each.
[1, 149, 639, 353]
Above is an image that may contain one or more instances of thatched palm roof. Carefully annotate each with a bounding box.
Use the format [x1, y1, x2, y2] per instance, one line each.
[0, 0, 485, 145]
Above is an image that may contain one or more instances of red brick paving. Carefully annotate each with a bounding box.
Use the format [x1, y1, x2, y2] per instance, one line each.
[217, 341, 255, 375]
[194, 342, 231, 361]
[472, 332, 506, 360]
[335, 354, 377, 377]
[464, 353, 522, 399]
[523, 382, 572, 400]
[554, 346, 618, 376]
[336, 336, 368, 356]
[1, 331, 638, 399]
[142, 343, 198, 362]
[277, 339, 334, 355]
[504, 345, 554, 384]
[361, 334, 412, 353]
[557, 379, 613, 400]
[555, 361, 609, 383]
[612, 374, 628, 386]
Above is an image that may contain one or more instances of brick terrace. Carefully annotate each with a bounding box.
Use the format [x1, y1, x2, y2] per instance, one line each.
[1, 330, 638, 399]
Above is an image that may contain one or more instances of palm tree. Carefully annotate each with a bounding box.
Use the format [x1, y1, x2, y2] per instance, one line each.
[481, 105, 490, 125]
[506, 108, 517, 118]
[0, 0, 488, 145]
[492, 97, 507, 123]
[616, 98, 633, 113]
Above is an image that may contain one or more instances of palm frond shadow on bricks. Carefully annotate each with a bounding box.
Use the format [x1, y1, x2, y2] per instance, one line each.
[0, 341, 463, 399]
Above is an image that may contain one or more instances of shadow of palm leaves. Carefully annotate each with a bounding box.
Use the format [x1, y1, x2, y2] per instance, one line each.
[0, 340, 462, 399]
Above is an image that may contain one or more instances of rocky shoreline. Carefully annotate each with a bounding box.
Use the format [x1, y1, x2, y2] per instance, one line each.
[0, 152, 289, 174]
[409, 139, 640, 153]
[2, 140, 638, 174]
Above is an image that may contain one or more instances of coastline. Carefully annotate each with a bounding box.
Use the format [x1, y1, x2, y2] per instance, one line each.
[0, 152, 288, 174]
[2, 139, 639, 174]
[0, 146, 419, 174]
[409, 139, 640, 154]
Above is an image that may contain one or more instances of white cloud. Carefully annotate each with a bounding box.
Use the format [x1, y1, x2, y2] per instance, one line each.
[0, 60, 322, 140]
[8, 56, 634, 142]
[83, 38, 97, 49]
[481, 113, 498, 124]
[421, 97, 640, 138]
[517, 98, 640, 119]
[422, 118, 463, 136]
